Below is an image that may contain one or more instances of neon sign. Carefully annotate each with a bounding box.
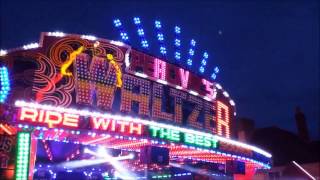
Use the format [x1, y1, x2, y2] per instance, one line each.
[13, 100, 272, 159]
[19, 107, 80, 128]
[15, 104, 220, 150]
[149, 126, 218, 149]
[18, 105, 220, 150]
[91, 117, 142, 135]
[1, 34, 235, 138]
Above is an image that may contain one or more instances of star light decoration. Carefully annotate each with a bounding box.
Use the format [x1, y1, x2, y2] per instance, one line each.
[112, 17, 220, 80]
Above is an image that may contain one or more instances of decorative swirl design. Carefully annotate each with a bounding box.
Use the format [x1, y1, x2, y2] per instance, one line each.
[12, 37, 126, 107]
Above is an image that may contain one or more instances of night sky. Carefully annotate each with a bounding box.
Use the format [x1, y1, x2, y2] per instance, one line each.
[1, 0, 319, 139]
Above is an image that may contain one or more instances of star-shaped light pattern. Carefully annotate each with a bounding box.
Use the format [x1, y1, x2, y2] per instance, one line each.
[112, 17, 220, 80]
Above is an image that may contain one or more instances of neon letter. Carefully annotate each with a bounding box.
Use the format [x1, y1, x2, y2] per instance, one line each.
[152, 84, 174, 121]
[129, 123, 142, 135]
[120, 74, 150, 116]
[202, 79, 215, 99]
[63, 113, 79, 127]
[217, 101, 230, 138]
[91, 117, 112, 130]
[149, 126, 160, 137]
[44, 111, 62, 128]
[154, 58, 166, 80]
[179, 68, 189, 88]
[117, 121, 129, 133]
[19, 107, 38, 122]
[75, 54, 117, 109]
[184, 133, 195, 144]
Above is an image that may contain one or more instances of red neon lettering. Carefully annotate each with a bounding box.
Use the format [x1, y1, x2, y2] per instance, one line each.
[20, 107, 38, 122]
[63, 113, 79, 127]
[202, 79, 215, 99]
[217, 101, 230, 138]
[38, 109, 45, 122]
[44, 111, 63, 128]
[154, 58, 166, 80]
[129, 123, 142, 135]
[90, 116, 143, 135]
[91, 117, 112, 130]
[179, 68, 189, 88]
[18, 107, 79, 129]
[117, 121, 129, 133]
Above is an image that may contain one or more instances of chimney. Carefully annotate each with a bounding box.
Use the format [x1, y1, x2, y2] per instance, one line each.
[294, 107, 309, 142]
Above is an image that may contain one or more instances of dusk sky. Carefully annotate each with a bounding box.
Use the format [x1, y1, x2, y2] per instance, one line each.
[1, 0, 319, 139]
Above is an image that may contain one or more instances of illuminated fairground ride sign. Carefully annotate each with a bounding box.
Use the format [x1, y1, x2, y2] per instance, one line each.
[1, 33, 234, 138]
[0, 31, 271, 179]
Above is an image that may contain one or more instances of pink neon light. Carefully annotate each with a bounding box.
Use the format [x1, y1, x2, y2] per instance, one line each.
[179, 68, 189, 88]
[154, 58, 166, 80]
[202, 79, 214, 99]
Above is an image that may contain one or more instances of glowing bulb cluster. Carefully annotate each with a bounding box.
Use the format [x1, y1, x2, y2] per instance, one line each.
[80, 35, 97, 41]
[133, 17, 149, 48]
[48, 31, 65, 37]
[187, 39, 196, 66]
[15, 132, 31, 180]
[157, 33, 164, 41]
[0, 66, 10, 103]
[113, 19, 122, 27]
[199, 52, 208, 73]
[160, 46, 167, 54]
[155, 21, 162, 29]
[154, 20, 167, 55]
[113, 18, 129, 41]
[133, 17, 141, 24]
[23, 43, 39, 50]
[174, 26, 181, 61]
[211, 66, 219, 80]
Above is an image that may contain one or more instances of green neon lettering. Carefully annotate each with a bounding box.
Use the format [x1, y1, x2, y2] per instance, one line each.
[160, 128, 171, 139]
[212, 139, 218, 148]
[149, 126, 161, 137]
[195, 135, 204, 146]
[203, 136, 212, 147]
[170, 130, 181, 141]
[184, 133, 195, 144]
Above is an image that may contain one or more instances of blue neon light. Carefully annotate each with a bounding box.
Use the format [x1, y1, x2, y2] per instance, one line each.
[214, 67, 219, 74]
[132, 17, 149, 49]
[137, 28, 144, 36]
[160, 46, 167, 54]
[175, 39, 181, 47]
[187, 59, 192, 66]
[155, 21, 162, 29]
[191, 39, 196, 46]
[201, 59, 207, 66]
[157, 33, 164, 41]
[175, 52, 181, 60]
[133, 17, 141, 24]
[189, 49, 194, 56]
[174, 26, 181, 61]
[113, 18, 129, 42]
[175, 26, 181, 34]
[199, 52, 208, 74]
[120, 32, 129, 40]
[141, 40, 149, 48]
[203, 52, 209, 59]
[211, 73, 217, 80]
[113, 19, 122, 27]
[112, 17, 221, 77]
[199, 66, 205, 73]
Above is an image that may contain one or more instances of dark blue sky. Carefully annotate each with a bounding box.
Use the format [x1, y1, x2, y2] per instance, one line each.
[1, 0, 319, 139]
